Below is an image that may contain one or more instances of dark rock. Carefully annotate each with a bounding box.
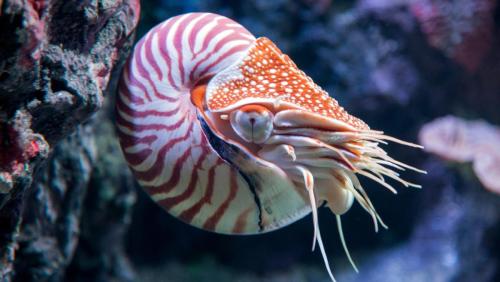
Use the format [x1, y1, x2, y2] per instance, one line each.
[0, 0, 139, 281]
[14, 126, 96, 281]
[65, 110, 137, 282]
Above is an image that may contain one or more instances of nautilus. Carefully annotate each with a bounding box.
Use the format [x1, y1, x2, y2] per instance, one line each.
[115, 12, 424, 281]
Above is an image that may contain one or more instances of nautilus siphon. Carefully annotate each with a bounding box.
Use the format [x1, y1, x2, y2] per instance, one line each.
[115, 12, 424, 281]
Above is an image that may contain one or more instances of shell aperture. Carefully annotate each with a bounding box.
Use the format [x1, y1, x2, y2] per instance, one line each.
[116, 12, 424, 282]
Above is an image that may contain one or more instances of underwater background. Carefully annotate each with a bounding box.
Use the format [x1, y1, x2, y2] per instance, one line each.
[0, 0, 499, 282]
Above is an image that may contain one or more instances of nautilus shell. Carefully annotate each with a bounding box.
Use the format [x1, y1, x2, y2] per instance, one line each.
[115, 12, 423, 281]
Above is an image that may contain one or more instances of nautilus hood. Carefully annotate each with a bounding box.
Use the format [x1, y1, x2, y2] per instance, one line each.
[205, 37, 368, 130]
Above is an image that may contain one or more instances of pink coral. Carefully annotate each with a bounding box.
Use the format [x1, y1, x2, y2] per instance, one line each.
[473, 150, 500, 195]
[0, 111, 49, 193]
[20, 0, 48, 67]
[419, 116, 500, 195]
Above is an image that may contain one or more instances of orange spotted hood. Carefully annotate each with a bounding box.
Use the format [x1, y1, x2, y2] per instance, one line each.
[205, 37, 368, 130]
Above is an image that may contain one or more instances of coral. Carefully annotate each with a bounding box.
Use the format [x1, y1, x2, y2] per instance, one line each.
[65, 115, 137, 282]
[0, 111, 48, 193]
[419, 115, 500, 195]
[409, 0, 497, 72]
[473, 150, 500, 195]
[15, 126, 97, 281]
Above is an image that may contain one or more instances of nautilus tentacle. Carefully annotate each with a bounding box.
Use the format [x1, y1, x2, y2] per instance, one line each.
[116, 12, 424, 282]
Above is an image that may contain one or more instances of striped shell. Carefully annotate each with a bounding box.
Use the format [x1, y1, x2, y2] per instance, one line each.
[116, 13, 309, 234]
[116, 12, 424, 281]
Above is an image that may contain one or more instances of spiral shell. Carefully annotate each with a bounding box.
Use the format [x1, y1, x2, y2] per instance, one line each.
[115, 13, 310, 234]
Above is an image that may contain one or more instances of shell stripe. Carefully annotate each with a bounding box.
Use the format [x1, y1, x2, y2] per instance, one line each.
[131, 121, 195, 182]
[177, 158, 223, 223]
[116, 95, 180, 118]
[116, 13, 263, 233]
[202, 169, 238, 230]
[156, 141, 210, 207]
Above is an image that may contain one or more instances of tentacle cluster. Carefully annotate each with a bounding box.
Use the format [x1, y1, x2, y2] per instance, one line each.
[260, 111, 424, 279]
[208, 102, 425, 281]
[271, 122, 422, 212]
[204, 36, 425, 281]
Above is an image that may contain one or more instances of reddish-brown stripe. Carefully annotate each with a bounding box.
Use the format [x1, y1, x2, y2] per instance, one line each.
[198, 44, 250, 78]
[177, 159, 223, 223]
[122, 59, 153, 102]
[174, 13, 198, 86]
[202, 168, 239, 231]
[188, 13, 212, 56]
[189, 19, 237, 80]
[141, 27, 179, 102]
[143, 145, 193, 194]
[190, 32, 248, 82]
[115, 109, 184, 133]
[157, 18, 180, 91]
[134, 39, 163, 101]
[132, 120, 194, 182]
[157, 145, 209, 208]
[232, 206, 254, 234]
[116, 93, 180, 118]
[189, 51, 212, 83]
[123, 148, 153, 166]
[193, 16, 222, 58]
[143, 25, 162, 80]
[119, 133, 157, 149]
[118, 63, 145, 105]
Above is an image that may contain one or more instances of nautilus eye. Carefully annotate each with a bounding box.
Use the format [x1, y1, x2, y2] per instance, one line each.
[116, 12, 424, 282]
[229, 105, 273, 144]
